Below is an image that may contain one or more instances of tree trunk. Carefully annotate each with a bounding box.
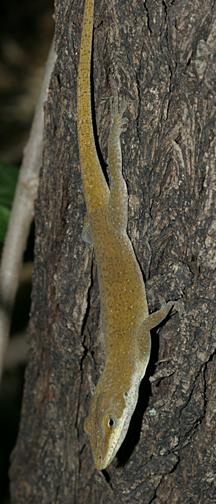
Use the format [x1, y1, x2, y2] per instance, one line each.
[10, 0, 216, 502]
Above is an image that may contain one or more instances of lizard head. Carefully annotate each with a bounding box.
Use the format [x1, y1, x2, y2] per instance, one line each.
[84, 382, 139, 470]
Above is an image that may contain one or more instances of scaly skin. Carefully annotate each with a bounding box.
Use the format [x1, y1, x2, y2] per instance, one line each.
[77, 0, 174, 470]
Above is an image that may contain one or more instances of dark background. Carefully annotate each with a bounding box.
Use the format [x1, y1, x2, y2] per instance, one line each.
[0, 1, 53, 501]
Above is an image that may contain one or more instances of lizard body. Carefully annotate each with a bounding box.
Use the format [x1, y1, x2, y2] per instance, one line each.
[77, 0, 174, 470]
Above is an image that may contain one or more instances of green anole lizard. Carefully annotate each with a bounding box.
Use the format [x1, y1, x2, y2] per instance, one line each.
[77, 0, 176, 470]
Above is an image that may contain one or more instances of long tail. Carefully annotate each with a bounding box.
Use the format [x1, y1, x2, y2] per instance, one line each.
[77, 0, 109, 212]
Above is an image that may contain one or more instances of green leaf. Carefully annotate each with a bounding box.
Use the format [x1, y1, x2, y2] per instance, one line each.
[0, 162, 19, 243]
[0, 205, 10, 243]
[0, 162, 19, 208]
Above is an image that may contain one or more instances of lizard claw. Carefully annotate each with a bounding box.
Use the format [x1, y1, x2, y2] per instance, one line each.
[110, 92, 128, 131]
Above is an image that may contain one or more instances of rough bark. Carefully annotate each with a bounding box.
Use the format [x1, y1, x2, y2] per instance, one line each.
[10, 0, 216, 503]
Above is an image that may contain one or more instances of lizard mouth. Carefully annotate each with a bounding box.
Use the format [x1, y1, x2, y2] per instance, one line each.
[95, 412, 132, 469]
[95, 391, 139, 470]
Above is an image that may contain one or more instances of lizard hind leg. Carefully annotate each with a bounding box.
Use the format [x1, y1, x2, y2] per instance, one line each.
[107, 93, 129, 233]
[110, 93, 128, 133]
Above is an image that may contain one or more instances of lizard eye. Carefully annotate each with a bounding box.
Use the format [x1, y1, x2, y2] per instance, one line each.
[108, 417, 115, 428]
